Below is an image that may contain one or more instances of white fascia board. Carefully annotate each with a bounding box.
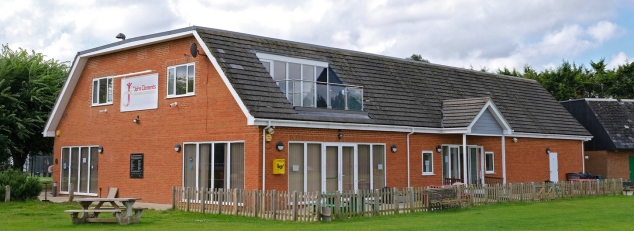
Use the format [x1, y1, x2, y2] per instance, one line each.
[193, 32, 255, 125]
[42, 56, 87, 137]
[512, 132, 593, 141]
[466, 100, 512, 135]
[43, 30, 198, 137]
[252, 118, 469, 134]
[256, 53, 329, 67]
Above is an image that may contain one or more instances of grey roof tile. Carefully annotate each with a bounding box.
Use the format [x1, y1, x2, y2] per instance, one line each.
[196, 28, 590, 136]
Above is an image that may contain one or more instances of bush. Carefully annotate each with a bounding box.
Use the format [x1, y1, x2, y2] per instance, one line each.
[0, 168, 42, 201]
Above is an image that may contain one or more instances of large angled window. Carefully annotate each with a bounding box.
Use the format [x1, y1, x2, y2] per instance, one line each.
[257, 53, 363, 111]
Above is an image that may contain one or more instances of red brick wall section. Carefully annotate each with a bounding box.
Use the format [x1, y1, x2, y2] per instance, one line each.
[585, 150, 608, 178]
[52, 37, 261, 204]
[607, 150, 634, 180]
[504, 138, 582, 183]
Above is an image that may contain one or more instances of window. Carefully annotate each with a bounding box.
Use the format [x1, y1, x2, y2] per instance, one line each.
[182, 142, 244, 191]
[485, 152, 494, 173]
[167, 63, 195, 97]
[92, 77, 113, 106]
[422, 151, 433, 175]
[288, 143, 385, 192]
[60, 146, 99, 195]
[257, 53, 363, 111]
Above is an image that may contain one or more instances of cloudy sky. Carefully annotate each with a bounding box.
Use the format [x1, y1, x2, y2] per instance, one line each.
[1, 0, 633, 71]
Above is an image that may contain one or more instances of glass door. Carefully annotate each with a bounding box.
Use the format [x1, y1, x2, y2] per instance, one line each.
[324, 146, 339, 192]
[322, 144, 357, 192]
[341, 146, 355, 192]
[467, 147, 482, 184]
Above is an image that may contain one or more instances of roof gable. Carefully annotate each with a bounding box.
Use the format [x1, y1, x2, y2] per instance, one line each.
[442, 97, 511, 135]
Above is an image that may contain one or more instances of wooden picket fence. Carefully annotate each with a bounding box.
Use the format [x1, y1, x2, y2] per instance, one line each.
[172, 179, 624, 222]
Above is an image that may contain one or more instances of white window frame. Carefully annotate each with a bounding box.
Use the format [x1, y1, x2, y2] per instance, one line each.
[59, 145, 99, 196]
[181, 141, 244, 190]
[91, 76, 113, 106]
[485, 151, 494, 174]
[422, 151, 434, 175]
[287, 142, 386, 193]
[167, 62, 195, 98]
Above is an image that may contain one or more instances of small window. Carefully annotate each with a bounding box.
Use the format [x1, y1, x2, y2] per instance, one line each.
[167, 63, 195, 97]
[422, 151, 433, 175]
[485, 152, 494, 173]
[92, 77, 113, 106]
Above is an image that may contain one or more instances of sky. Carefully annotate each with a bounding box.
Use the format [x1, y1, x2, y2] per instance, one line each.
[1, 0, 633, 72]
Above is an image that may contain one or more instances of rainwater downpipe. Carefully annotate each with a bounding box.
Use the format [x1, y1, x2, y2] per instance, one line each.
[406, 128, 415, 188]
[262, 121, 271, 191]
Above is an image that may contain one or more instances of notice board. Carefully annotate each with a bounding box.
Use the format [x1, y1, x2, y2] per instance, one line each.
[130, 153, 144, 178]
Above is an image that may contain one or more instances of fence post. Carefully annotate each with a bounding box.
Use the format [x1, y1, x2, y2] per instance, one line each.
[201, 188, 207, 214]
[4, 185, 9, 202]
[233, 189, 238, 215]
[68, 183, 74, 203]
[271, 190, 277, 220]
[393, 188, 399, 214]
[185, 188, 191, 212]
[218, 189, 224, 214]
[357, 190, 363, 215]
[374, 189, 380, 216]
[531, 182, 535, 201]
[253, 190, 259, 218]
[292, 191, 298, 221]
[409, 188, 415, 212]
[171, 186, 176, 209]
[334, 191, 341, 219]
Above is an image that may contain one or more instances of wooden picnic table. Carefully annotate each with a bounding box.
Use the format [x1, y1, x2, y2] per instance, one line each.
[65, 198, 146, 225]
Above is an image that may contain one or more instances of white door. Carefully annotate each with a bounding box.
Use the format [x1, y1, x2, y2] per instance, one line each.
[549, 152, 558, 182]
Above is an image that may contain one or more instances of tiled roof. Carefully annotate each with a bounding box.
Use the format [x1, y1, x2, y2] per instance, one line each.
[442, 97, 490, 128]
[586, 100, 634, 149]
[196, 27, 590, 136]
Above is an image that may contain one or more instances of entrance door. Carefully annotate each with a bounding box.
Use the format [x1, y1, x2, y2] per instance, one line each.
[323, 145, 356, 192]
[324, 146, 339, 192]
[549, 152, 558, 182]
[467, 147, 482, 184]
[629, 156, 634, 181]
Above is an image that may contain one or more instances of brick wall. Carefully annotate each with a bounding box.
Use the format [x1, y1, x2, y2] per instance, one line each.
[53, 36, 260, 204]
[585, 150, 608, 178]
[607, 150, 633, 180]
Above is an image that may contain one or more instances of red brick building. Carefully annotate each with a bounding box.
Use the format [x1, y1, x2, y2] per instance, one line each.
[44, 27, 591, 204]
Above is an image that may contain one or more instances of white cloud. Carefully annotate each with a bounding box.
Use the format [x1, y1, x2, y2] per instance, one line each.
[587, 21, 619, 42]
[607, 52, 629, 69]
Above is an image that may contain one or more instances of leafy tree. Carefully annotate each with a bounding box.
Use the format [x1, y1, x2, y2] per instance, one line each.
[0, 45, 68, 169]
[406, 54, 430, 63]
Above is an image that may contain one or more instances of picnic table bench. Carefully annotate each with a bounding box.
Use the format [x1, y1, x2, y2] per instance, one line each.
[65, 198, 146, 225]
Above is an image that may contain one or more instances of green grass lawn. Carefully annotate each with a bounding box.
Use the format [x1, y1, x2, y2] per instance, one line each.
[1, 196, 631, 231]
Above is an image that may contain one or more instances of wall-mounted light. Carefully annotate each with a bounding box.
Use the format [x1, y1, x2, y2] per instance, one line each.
[585, 155, 589, 159]
[175, 144, 181, 152]
[545, 148, 550, 154]
[265, 127, 274, 134]
[338, 129, 344, 140]
[511, 137, 518, 143]
[391, 144, 397, 153]
[97, 146, 104, 154]
[276, 142, 284, 151]
[133, 116, 140, 124]
[55, 158, 58, 165]
[436, 145, 442, 153]
[169, 102, 178, 107]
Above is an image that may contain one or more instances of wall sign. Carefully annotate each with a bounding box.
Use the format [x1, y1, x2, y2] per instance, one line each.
[272, 159, 285, 174]
[121, 74, 158, 112]
[130, 154, 144, 178]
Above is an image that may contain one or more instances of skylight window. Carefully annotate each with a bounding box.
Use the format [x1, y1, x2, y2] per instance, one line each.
[257, 53, 363, 111]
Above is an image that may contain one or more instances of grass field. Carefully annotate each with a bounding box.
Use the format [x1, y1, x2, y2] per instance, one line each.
[1, 196, 631, 231]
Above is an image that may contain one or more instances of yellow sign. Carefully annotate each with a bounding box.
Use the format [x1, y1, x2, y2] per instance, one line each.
[265, 134, 272, 142]
[272, 159, 285, 174]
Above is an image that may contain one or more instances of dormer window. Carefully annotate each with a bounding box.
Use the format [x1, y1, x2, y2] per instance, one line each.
[257, 53, 363, 111]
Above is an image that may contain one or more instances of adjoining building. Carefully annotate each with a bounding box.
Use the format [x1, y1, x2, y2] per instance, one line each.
[562, 98, 634, 180]
[44, 26, 591, 204]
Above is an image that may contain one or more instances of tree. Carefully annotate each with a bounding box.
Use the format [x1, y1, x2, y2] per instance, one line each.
[0, 44, 68, 169]
[406, 54, 430, 63]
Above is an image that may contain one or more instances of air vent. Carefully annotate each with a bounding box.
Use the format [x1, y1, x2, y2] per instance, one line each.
[217, 49, 225, 53]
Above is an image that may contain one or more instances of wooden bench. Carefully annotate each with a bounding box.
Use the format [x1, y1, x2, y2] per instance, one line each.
[624, 186, 634, 196]
[65, 208, 147, 225]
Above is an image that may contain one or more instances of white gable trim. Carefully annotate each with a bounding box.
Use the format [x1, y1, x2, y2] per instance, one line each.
[466, 100, 512, 135]
[43, 30, 255, 137]
[193, 32, 255, 125]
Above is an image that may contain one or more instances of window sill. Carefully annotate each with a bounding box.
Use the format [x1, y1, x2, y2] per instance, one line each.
[91, 102, 113, 107]
[485, 172, 495, 174]
[422, 173, 435, 176]
[167, 93, 195, 99]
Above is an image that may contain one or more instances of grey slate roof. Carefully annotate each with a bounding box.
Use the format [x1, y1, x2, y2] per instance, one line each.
[195, 27, 590, 136]
[442, 97, 490, 128]
[584, 100, 634, 149]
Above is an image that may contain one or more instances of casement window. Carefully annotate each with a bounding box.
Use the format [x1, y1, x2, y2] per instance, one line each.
[288, 143, 385, 193]
[485, 152, 494, 174]
[422, 151, 433, 175]
[60, 146, 99, 195]
[167, 63, 195, 97]
[258, 53, 363, 111]
[182, 142, 244, 191]
[92, 77, 113, 106]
